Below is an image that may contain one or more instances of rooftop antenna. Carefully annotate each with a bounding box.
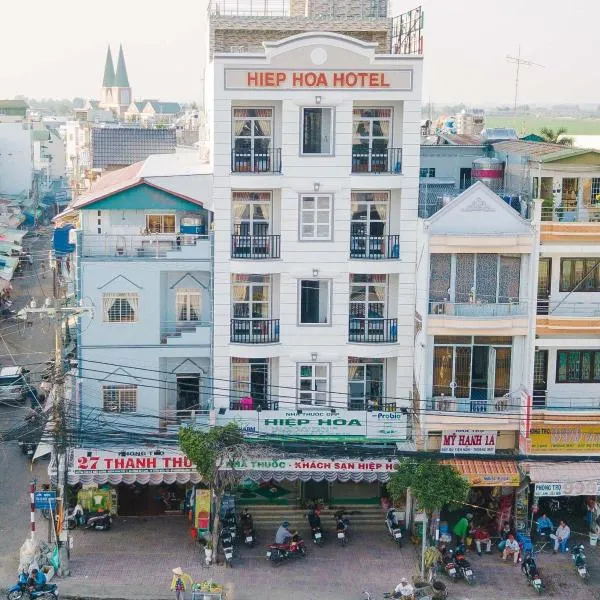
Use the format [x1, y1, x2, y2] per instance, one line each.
[506, 45, 544, 113]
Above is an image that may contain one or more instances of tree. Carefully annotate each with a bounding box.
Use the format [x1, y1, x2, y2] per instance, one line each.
[539, 127, 574, 147]
[387, 458, 470, 517]
[179, 422, 246, 558]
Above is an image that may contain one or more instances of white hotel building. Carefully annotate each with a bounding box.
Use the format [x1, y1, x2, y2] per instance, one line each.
[205, 2, 424, 456]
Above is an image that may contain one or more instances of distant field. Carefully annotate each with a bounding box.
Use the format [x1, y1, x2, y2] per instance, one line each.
[485, 115, 600, 135]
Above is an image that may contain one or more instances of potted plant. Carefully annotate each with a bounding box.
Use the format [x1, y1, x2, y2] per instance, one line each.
[204, 538, 213, 565]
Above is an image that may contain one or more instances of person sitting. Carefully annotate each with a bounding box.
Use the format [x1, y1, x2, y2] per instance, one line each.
[472, 524, 492, 556]
[393, 577, 415, 598]
[536, 513, 554, 536]
[275, 521, 293, 544]
[307, 507, 321, 530]
[550, 520, 570, 554]
[29, 569, 49, 592]
[240, 508, 253, 528]
[502, 533, 520, 565]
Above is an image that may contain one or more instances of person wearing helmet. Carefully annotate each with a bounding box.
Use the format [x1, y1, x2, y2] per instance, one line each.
[453, 513, 473, 545]
[275, 520, 293, 544]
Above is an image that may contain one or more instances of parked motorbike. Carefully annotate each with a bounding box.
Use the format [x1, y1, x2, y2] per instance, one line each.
[311, 525, 324, 547]
[335, 510, 350, 546]
[571, 544, 589, 582]
[386, 508, 403, 547]
[7, 572, 58, 600]
[220, 527, 235, 567]
[521, 553, 544, 595]
[239, 510, 256, 547]
[66, 505, 111, 531]
[440, 547, 458, 582]
[222, 510, 238, 545]
[266, 533, 306, 566]
[454, 544, 474, 585]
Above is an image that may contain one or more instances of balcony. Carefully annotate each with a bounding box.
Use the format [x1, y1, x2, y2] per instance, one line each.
[79, 233, 210, 260]
[231, 148, 281, 174]
[159, 409, 210, 432]
[160, 321, 211, 345]
[348, 318, 397, 343]
[426, 394, 517, 414]
[230, 318, 280, 343]
[350, 235, 400, 260]
[352, 148, 402, 174]
[532, 394, 600, 411]
[429, 300, 528, 318]
[541, 205, 600, 223]
[537, 300, 600, 317]
[231, 233, 280, 259]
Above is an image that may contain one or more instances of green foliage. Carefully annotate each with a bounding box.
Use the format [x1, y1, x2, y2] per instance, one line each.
[539, 126, 574, 147]
[179, 422, 243, 481]
[387, 459, 470, 515]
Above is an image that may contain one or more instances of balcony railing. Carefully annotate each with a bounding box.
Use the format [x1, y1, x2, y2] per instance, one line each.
[160, 321, 210, 344]
[541, 205, 600, 223]
[426, 394, 517, 414]
[348, 398, 399, 411]
[537, 300, 600, 317]
[230, 318, 280, 343]
[429, 300, 528, 317]
[231, 234, 280, 259]
[348, 318, 397, 343]
[228, 397, 279, 410]
[209, 0, 289, 16]
[231, 148, 281, 173]
[350, 235, 400, 260]
[160, 409, 210, 430]
[351, 148, 402, 174]
[79, 233, 209, 259]
[532, 393, 600, 411]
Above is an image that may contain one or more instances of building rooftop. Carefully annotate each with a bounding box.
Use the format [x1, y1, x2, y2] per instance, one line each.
[437, 133, 483, 146]
[0, 99, 28, 109]
[146, 101, 182, 115]
[492, 140, 600, 162]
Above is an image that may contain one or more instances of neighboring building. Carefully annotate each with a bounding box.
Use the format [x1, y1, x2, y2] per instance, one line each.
[0, 99, 29, 122]
[414, 182, 537, 466]
[205, 0, 424, 503]
[90, 126, 176, 170]
[124, 101, 147, 122]
[0, 122, 33, 196]
[140, 101, 183, 126]
[455, 109, 485, 136]
[99, 45, 132, 117]
[32, 124, 66, 190]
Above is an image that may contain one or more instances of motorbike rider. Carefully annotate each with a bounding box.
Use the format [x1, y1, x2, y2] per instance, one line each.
[240, 508, 253, 527]
[393, 577, 415, 598]
[521, 553, 538, 579]
[307, 506, 322, 530]
[28, 569, 47, 592]
[275, 520, 294, 544]
[335, 509, 348, 532]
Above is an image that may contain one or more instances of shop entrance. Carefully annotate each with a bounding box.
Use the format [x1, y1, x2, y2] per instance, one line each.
[302, 480, 330, 505]
[117, 484, 187, 516]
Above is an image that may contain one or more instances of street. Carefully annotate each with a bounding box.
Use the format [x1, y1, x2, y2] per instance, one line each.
[0, 227, 55, 589]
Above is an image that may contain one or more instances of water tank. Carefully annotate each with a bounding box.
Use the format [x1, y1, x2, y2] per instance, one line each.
[472, 157, 504, 193]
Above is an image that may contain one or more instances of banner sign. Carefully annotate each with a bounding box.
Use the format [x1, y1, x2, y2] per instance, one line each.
[224, 69, 413, 91]
[535, 481, 600, 497]
[216, 409, 407, 441]
[226, 457, 397, 474]
[73, 449, 195, 474]
[194, 489, 211, 533]
[440, 430, 497, 455]
[529, 425, 600, 454]
[34, 491, 56, 510]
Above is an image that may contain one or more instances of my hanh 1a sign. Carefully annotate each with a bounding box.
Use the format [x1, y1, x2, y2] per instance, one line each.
[440, 430, 497, 455]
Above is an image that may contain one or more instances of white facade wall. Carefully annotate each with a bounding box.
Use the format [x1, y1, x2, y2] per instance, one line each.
[0, 122, 33, 196]
[210, 33, 422, 428]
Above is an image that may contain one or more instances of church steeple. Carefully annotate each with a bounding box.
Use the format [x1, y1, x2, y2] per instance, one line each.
[114, 45, 130, 88]
[102, 45, 116, 88]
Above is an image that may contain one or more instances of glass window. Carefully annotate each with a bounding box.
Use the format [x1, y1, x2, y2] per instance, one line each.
[299, 280, 330, 324]
[103, 385, 137, 413]
[298, 363, 329, 406]
[232, 191, 271, 235]
[300, 194, 332, 240]
[556, 350, 600, 383]
[349, 274, 387, 319]
[232, 108, 273, 170]
[560, 258, 600, 292]
[146, 214, 175, 233]
[302, 107, 333, 155]
[231, 358, 269, 409]
[176, 289, 201, 322]
[352, 108, 392, 171]
[592, 178, 600, 204]
[232, 274, 270, 319]
[348, 358, 384, 410]
[420, 168, 436, 178]
[102, 293, 138, 323]
[350, 192, 388, 237]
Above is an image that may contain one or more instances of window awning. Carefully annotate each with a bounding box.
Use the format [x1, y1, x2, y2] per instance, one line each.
[524, 461, 600, 496]
[446, 459, 520, 487]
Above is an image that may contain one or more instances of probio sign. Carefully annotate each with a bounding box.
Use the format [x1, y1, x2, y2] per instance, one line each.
[224, 69, 413, 91]
[73, 449, 194, 474]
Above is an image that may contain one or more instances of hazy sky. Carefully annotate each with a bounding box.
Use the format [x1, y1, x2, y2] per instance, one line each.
[1, 0, 597, 105]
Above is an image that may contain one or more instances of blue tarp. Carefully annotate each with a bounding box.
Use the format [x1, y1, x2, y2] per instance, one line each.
[53, 224, 75, 255]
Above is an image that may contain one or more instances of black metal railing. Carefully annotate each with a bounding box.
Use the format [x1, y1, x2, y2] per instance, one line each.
[348, 318, 398, 343]
[231, 234, 280, 259]
[350, 234, 400, 259]
[231, 148, 281, 173]
[351, 148, 402, 174]
[228, 397, 279, 410]
[348, 399, 399, 411]
[230, 318, 280, 343]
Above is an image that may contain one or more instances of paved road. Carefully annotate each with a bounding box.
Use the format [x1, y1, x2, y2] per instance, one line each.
[0, 228, 55, 588]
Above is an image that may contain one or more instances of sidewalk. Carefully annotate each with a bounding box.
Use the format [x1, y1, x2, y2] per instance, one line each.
[36, 516, 600, 600]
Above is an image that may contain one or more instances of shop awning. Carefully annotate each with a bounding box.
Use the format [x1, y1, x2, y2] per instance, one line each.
[446, 459, 520, 487]
[524, 461, 600, 496]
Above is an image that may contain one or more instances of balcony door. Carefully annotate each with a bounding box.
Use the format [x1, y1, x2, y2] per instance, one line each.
[231, 358, 269, 410]
[176, 374, 200, 414]
[350, 192, 389, 257]
[231, 274, 270, 340]
[352, 108, 392, 172]
[232, 108, 272, 172]
[348, 358, 384, 411]
[232, 191, 271, 236]
[537, 258, 551, 315]
[176, 289, 201, 322]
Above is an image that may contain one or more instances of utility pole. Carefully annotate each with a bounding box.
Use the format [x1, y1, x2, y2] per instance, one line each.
[506, 46, 544, 113]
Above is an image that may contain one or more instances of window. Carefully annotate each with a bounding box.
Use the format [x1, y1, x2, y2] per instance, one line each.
[300, 194, 332, 240]
[298, 363, 329, 406]
[420, 168, 436, 178]
[176, 375, 201, 413]
[299, 280, 330, 324]
[348, 358, 385, 411]
[352, 108, 391, 171]
[176, 289, 201, 322]
[232, 274, 270, 319]
[350, 274, 387, 319]
[302, 107, 333, 155]
[231, 358, 270, 409]
[560, 258, 600, 292]
[146, 214, 175, 234]
[556, 350, 600, 383]
[351, 192, 388, 237]
[232, 191, 271, 236]
[232, 108, 273, 170]
[103, 385, 137, 413]
[103, 293, 138, 323]
[592, 178, 600, 204]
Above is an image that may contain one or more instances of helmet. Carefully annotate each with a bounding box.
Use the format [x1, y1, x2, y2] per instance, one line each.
[282, 521, 290, 528]
[466, 513, 473, 520]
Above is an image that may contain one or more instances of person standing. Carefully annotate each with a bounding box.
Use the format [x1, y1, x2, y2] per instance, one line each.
[170, 567, 190, 600]
[453, 513, 473, 544]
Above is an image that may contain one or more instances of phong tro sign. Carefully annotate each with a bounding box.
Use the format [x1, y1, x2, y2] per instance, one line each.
[224, 69, 413, 91]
